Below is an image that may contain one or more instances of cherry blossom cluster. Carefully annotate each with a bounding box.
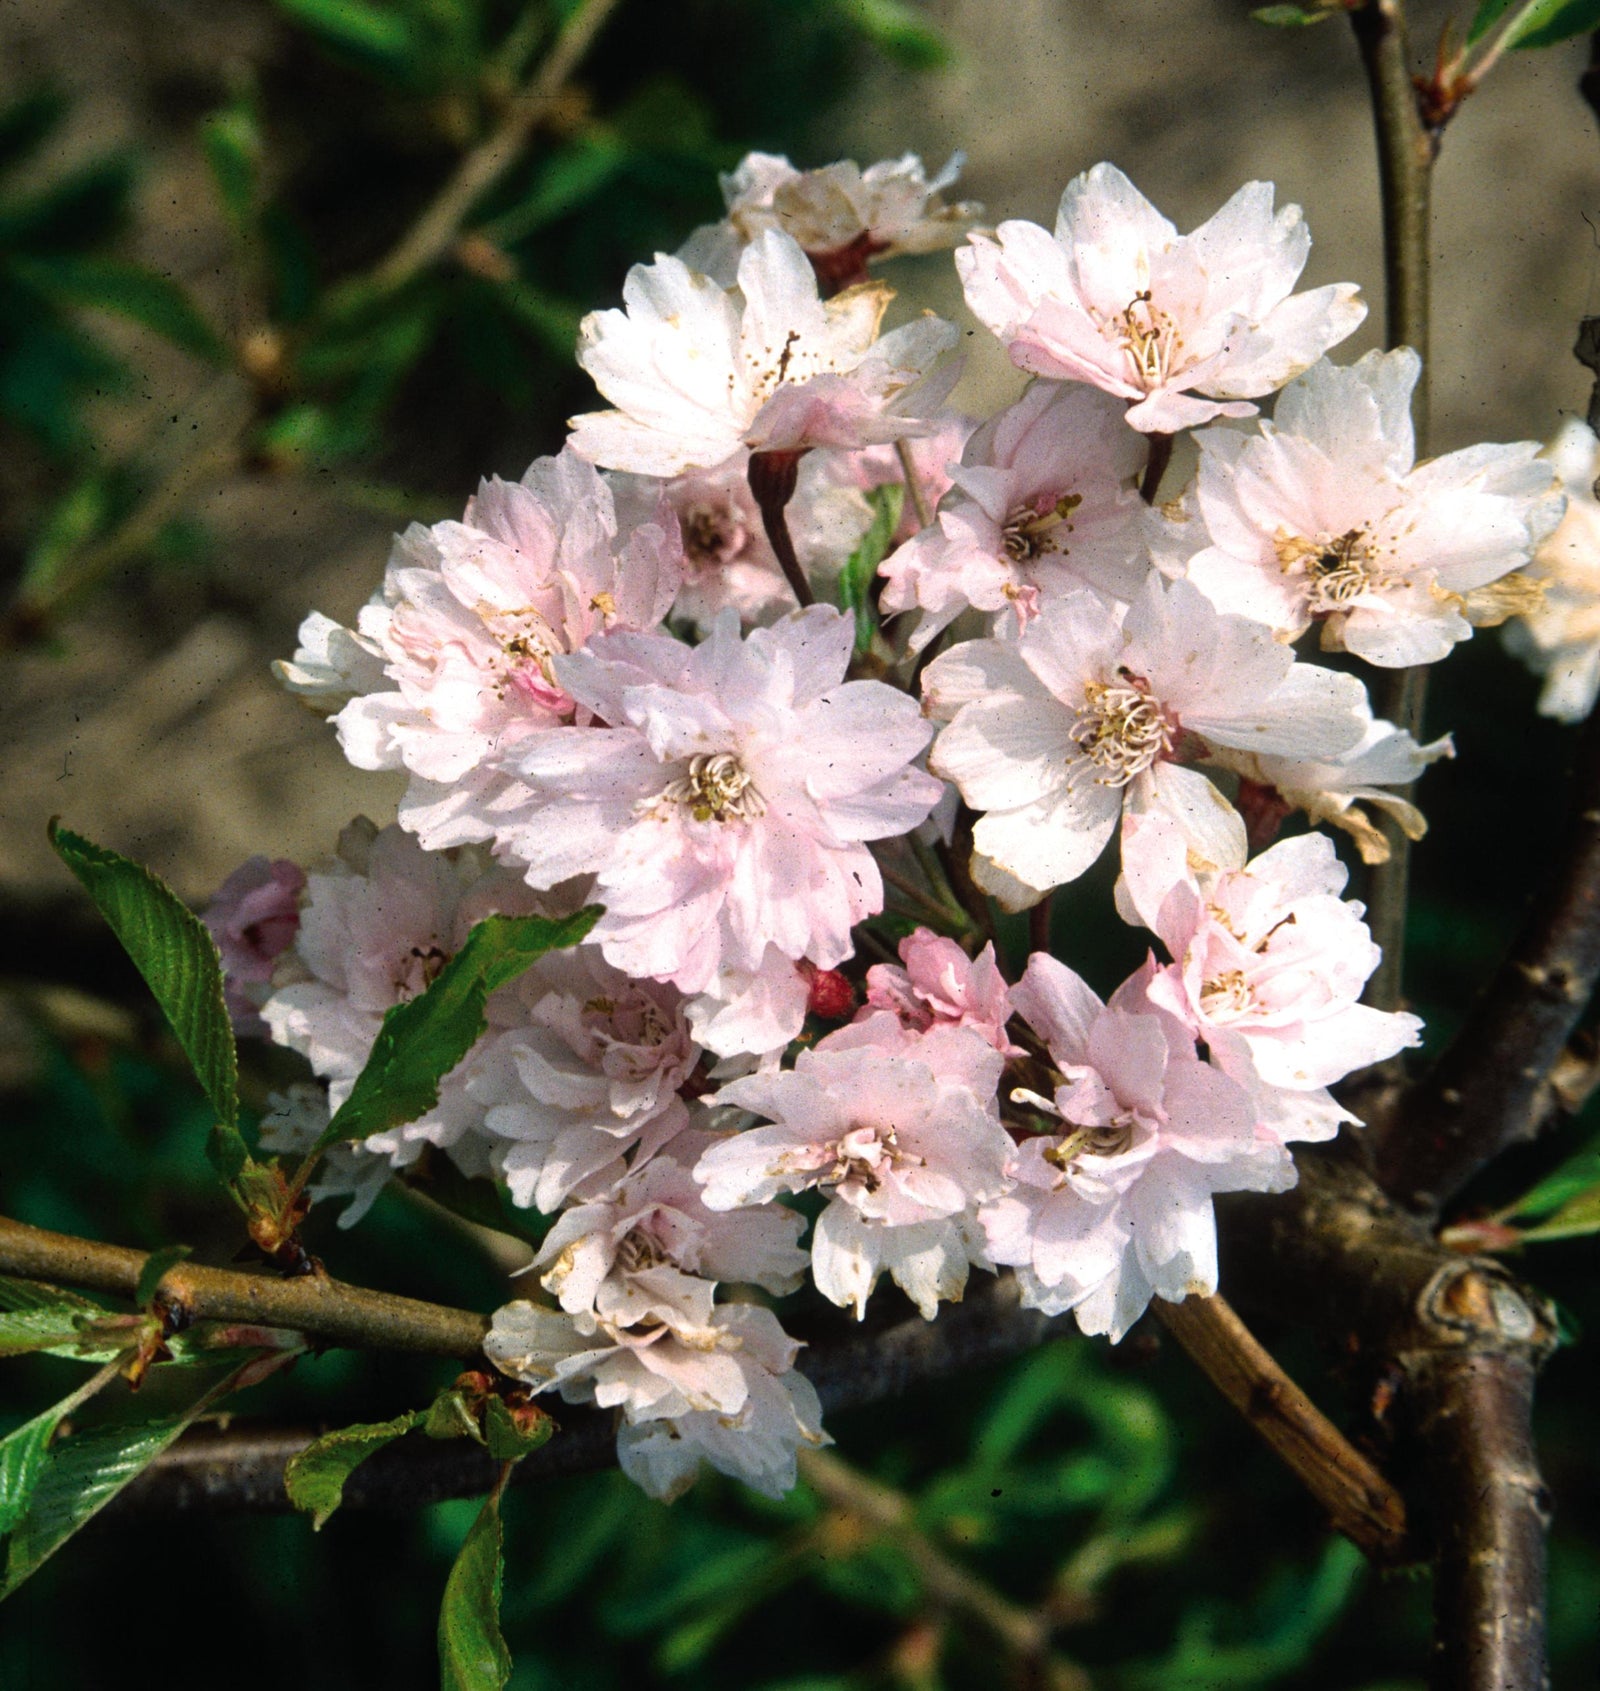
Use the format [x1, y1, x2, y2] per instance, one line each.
[214, 150, 1574, 1502]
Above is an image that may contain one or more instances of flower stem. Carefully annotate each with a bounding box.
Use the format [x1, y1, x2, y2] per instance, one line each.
[896, 437, 933, 530]
[1138, 432, 1173, 504]
[747, 449, 816, 607]
[1351, 0, 1435, 1013]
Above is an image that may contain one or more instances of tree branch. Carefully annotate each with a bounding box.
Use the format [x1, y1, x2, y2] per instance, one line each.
[1154, 1293, 1406, 1561]
[0, 1214, 489, 1359]
[1350, 0, 1435, 1016]
[1373, 701, 1600, 1213]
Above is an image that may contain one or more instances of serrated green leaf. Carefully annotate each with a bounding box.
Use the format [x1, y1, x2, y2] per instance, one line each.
[0, 1278, 104, 1317]
[1466, 0, 1518, 44]
[273, 0, 417, 67]
[0, 1415, 63, 1537]
[12, 256, 226, 363]
[309, 908, 600, 1161]
[835, 483, 903, 653]
[49, 823, 239, 1131]
[1506, 0, 1600, 47]
[439, 1490, 512, 1691]
[284, 1411, 422, 1529]
[133, 1244, 193, 1308]
[201, 100, 263, 236]
[1504, 1132, 1600, 1224]
[483, 1395, 552, 1462]
[830, 0, 953, 67]
[0, 1307, 92, 1359]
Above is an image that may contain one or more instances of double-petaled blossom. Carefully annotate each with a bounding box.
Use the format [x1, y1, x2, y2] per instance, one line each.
[486, 1298, 826, 1501]
[568, 230, 959, 478]
[923, 574, 1370, 905]
[1184, 350, 1563, 666]
[464, 948, 703, 1213]
[862, 926, 1021, 1057]
[957, 164, 1365, 433]
[698, 1019, 1010, 1319]
[1118, 811, 1422, 1144]
[202, 856, 306, 1035]
[1209, 718, 1453, 865]
[878, 381, 1152, 651]
[979, 955, 1288, 1341]
[680, 151, 980, 292]
[258, 821, 547, 1217]
[494, 606, 944, 1055]
[280, 449, 682, 851]
[1508, 419, 1600, 721]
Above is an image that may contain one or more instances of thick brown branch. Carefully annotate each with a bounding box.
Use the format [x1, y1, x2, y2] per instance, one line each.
[0, 1215, 489, 1359]
[1154, 1293, 1406, 1561]
[1374, 703, 1600, 1212]
[1411, 1353, 1551, 1691]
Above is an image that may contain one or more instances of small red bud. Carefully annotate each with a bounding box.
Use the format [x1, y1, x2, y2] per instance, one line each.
[805, 966, 856, 1021]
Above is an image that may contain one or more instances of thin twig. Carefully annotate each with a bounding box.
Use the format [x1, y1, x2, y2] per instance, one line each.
[1154, 1293, 1407, 1561]
[895, 437, 933, 531]
[1350, 0, 1435, 1015]
[367, 0, 626, 294]
[799, 1447, 1089, 1691]
[1376, 701, 1600, 1212]
[0, 1214, 488, 1359]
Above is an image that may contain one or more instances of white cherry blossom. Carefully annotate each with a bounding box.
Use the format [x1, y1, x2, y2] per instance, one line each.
[957, 163, 1364, 433]
[861, 926, 1021, 1056]
[979, 955, 1290, 1340]
[1508, 418, 1600, 721]
[923, 575, 1370, 904]
[568, 230, 958, 478]
[1185, 350, 1563, 666]
[878, 381, 1152, 651]
[679, 150, 979, 292]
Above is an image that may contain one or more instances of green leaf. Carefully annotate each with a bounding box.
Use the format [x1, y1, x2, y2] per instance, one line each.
[0, 89, 67, 175]
[439, 1490, 512, 1691]
[1505, 0, 1600, 48]
[49, 824, 239, 1131]
[134, 1244, 193, 1308]
[1504, 1132, 1600, 1224]
[284, 1411, 422, 1529]
[12, 256, 226, 363]
[272, 0, 417, 68]
[1518, 1184, 1600, 1243]
[1251, 3, 1334, 23]
[309, 908, 600, 1160]
[17, 473, 113, 600]
[201, 99, 263, 236]
[0, 1306, 94, 1359]
[835, 483, 903, 653]
[830, 0, 953, 67]
[0, 1362, 124, 1538]
[1465, 0, 1518, 45]
[2, 1415, 193, 1594]
[483, 1395, 553, 1462]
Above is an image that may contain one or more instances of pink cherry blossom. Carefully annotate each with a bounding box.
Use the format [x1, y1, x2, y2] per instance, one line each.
[923, 575, 1370, 904]
[862, 926, 1021, 1056]
[297, 450, 680, 847]
[679, 150, 979, 292]
[1118, 810, 1422, 1140]
[957, 163, 1365, 433]
[490, 606, 944, 1055]
[568, 230, 958, 478]
[1508, 419, 1600, 721]
[1184, 350, 1563, 666]
[979, 955, 1289, 1340]
[202, 856, 306, 1035]
[699, 1031, 1010, 1319]
[879, 381, 1152, 651]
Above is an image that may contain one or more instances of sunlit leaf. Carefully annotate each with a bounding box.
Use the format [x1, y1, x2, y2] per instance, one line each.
[284, 1411, 423, 1529]
[1506, 0, 1600, 47]
[1466, 0, 1519, 44]
[48, 823, 238, 1131]
[273, 0, 417, 70]
[201, 98, 263, 237]
[830, 0, 953, 67]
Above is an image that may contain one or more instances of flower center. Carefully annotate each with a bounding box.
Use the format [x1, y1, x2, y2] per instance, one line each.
[1043, 1116, 1135, 1172]
[682, 499, 748, 569]
[616, 1227, 671, 1274]
[1199, 968, 1256, 1019]
[660, 752, 767, 823]
[1068, 671, 1173, 787]
[483, 605, 566, 699]
[1002, 492, 1083, 562]
[1117, 291, 1181, 390]
[398, 943, 449, 1000]
[1276, 528, 1379, 611]
[828, 1123, 920, 1195]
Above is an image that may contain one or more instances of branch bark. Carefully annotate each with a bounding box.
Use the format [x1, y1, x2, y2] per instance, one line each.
[0, 1214, 489, 1359]
[1373, 702, 1600, 1213]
